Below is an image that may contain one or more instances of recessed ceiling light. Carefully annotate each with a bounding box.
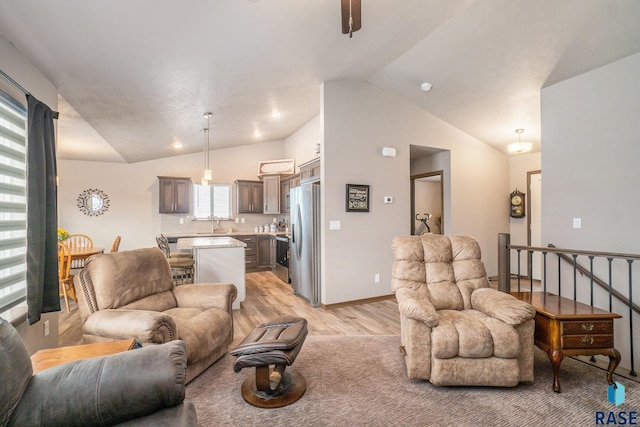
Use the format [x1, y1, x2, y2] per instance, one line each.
[253, 130, 262, 138]
[420, 82, 432, 92]
[271, 111, 282, 119]
[171, 141, 183, 149]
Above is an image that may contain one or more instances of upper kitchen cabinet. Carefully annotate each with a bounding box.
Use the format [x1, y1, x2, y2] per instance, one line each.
[280, 174, 300, 213]
[299, 158, 320, 184]
[236, 180, 263, 213]
[262, 175, 280, 214]
[158, 176, 191, 214]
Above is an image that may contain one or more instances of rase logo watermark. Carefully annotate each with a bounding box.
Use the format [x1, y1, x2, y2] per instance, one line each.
[595, 382, 638, 425]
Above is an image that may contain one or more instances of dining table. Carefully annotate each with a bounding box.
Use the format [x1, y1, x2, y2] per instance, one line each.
[69, 247, 104, 265]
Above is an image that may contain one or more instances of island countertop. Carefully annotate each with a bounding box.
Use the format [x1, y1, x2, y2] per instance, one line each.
[176, 236, 247, 250]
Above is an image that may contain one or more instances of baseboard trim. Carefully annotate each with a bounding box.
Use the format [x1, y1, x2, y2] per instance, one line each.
[321, 294, 395, 310]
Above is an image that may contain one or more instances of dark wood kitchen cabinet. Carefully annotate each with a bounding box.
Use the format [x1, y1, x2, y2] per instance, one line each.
[258, 234, 275, 268]
[299, 158, 320, 183]
[158, 176, 191, 214]
[280, 174, 300, 213]
[236, 180, 263, 213]
[262, 175, 280, 214]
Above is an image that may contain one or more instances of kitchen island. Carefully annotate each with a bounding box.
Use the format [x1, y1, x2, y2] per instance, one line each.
[176, 236, 246, 309]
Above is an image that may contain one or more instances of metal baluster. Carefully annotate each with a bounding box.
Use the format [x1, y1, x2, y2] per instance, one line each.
[572, 254, 578, 300]
[608, 257, 614, 312]
[516, 249, 522, 292]
[543, 251, 547, 293]
[628, 259, 637, 376]
[557, 253, 562, 297]
[528, 250, 534, 292]
[589, 256, 594, 306]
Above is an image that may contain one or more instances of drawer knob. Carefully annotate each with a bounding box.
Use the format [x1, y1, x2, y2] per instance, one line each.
[581, 322, 595, 332]
[581, 335, 595, 345]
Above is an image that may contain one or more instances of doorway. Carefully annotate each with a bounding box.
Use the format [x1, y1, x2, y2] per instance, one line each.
[411, 171, 444, 235]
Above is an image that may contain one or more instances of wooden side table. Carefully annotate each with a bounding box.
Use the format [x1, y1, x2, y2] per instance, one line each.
[31, 339, 136, 374]
[511, 291, 621, 392]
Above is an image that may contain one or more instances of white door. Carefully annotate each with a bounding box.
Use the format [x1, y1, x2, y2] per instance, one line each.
[529, 172, 542, 280]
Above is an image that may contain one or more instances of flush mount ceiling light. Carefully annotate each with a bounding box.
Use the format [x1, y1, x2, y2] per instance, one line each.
[508, 129, 533, 154]
[201, 112, 213, 185]
[341, 0, 361, 38]
[420, 82, 432, 92]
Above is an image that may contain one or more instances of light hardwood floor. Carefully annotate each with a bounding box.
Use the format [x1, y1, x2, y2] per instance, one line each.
[59, 271, 401, 347]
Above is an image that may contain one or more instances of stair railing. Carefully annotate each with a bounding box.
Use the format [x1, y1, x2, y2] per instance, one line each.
[498, 233, 639, 377]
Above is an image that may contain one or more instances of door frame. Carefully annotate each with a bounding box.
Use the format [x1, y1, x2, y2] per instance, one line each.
[410, 170, 444, 235]
[527, 169, 542, 279]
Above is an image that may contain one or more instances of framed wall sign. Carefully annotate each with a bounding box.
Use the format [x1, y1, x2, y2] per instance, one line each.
[346, 184, 370, 212]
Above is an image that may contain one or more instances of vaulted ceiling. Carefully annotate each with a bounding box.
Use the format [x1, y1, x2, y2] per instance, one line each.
[1, 0, 639, 163]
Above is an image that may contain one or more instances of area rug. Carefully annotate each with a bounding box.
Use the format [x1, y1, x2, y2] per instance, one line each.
[186, 335, 639, 426]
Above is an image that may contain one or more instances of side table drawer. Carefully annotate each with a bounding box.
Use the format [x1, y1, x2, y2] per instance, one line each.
[563, 320, 612, 335]
[562, 334, 614, 349]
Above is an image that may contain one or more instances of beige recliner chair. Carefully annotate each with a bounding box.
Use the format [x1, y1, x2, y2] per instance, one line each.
[75, 247, 236, 383]
[391, 234, 535, 387]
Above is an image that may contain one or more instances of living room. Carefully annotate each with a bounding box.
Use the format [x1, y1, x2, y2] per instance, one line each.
[1, 2, 640, 425]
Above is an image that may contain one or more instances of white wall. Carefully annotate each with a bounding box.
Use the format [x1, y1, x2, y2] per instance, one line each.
[508, 152, 542, 274]
[321, 80, 509, 305]
[58, 140, 287, 251]
[284, 115, 320, 171]
[541, 52, 640, 371]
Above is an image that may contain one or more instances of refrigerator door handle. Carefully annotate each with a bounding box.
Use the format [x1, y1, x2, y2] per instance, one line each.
[295, 204, 303, 260]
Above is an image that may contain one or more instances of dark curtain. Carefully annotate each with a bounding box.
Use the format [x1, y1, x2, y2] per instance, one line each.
[26, 94, 59, 324]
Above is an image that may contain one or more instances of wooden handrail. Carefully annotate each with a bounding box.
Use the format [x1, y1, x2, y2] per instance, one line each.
[507, 244, 640, 261]
[547, 244, 640, 316]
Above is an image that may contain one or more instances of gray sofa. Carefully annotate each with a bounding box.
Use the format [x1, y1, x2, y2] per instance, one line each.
[74, 247, 237, 383]
[0, 317, 197, 426]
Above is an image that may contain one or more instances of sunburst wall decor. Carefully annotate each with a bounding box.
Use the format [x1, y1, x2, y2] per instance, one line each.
[77, 188, 110, 216]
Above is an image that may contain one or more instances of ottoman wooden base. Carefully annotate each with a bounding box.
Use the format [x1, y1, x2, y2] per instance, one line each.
[231, 316, 308, 408]
[240, 366, 307, 408]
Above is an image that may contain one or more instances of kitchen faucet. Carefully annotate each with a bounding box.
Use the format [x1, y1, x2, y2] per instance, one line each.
[212, 216, 222, 233]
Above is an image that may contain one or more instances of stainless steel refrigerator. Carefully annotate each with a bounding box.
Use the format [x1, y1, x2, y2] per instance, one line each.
[289, 182, 320, 307]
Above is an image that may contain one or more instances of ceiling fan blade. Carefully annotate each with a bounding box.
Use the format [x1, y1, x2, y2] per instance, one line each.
[341, 0, 361, 34]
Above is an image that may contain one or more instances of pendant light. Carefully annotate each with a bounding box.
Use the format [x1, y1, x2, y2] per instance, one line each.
[202, 112, 212, 185]
[508, 129, 533, 154]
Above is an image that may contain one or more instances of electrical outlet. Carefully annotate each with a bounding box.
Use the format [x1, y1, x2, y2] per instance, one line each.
[44, 319, 50, 337]
[374, 273, 380, 283]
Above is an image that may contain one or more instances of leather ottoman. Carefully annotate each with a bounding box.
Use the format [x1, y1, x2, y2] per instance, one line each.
[230, 316, 308, 408]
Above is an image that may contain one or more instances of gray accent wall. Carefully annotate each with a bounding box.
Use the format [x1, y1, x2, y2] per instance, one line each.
[321, 80, 509, 305]
[541, 52, 640, 371]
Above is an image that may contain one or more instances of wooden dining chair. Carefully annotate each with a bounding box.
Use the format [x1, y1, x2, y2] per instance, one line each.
[58, 242, 76, 311]
[110, 235, 121, 253]
[66, 234, 94, 269]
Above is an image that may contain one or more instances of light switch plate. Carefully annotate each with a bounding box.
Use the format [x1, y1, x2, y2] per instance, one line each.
[384, 196, 393, 204]
[573, 218, 581, 229]
[329, 220, 341, 230]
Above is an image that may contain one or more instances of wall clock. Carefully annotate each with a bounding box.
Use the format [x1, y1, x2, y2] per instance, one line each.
[510, 189, 525, 218]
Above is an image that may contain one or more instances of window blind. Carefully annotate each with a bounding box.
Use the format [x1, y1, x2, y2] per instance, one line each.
[193, 183, 231, 220]
[0, 91, 27, 312]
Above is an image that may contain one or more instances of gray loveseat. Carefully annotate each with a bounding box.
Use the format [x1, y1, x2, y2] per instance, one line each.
[0, 317, 197, 426]
[74, 247, 237, 382]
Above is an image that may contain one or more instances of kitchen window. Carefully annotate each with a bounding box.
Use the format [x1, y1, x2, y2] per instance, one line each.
[193, 183, 231, 220]
[0, 89, 27, 314]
